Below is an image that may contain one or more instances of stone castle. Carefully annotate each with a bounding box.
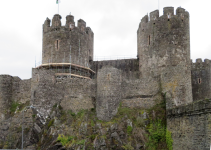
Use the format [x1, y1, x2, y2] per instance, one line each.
[0, 7, 211, 149]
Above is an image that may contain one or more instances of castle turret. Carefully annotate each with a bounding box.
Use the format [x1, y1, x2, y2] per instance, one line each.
[40, 14, 95, 79]
[137, 7, 192, 109]
[191, 59, 211, 101]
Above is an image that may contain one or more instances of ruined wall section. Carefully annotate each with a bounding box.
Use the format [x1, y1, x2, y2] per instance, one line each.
[59, 77, 96, 113]
[0, 75, 31, 122]
[31, 68, 95, 118]
[191, 59, 211, 101]
[96, 66, 122, 121]
[31, 68, 63, 118]
[121, 77, 160, 109]
[167, 99, 211, 150]
[12, 77, 31, 104]
[42, 14, 94, 68]
[0, 75, 13, 122]
[95, 60, 160, 120]
[138, 7, 192, 108]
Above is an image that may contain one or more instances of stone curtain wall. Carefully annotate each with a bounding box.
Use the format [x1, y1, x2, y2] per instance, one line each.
[191, 59, 211, 101]
[92, 59, 139, 80]
[0, 75, 31, 122]
[121, 77, 160, 109]
[59, 77, 96, 113]
[95, 63, 160, 120]
[167, 99, 211, 150]
[31, 68, 95, 118]
[96, 66, 122, 121]
[12, 77, 31, 104]
[0, 75, 13, 122]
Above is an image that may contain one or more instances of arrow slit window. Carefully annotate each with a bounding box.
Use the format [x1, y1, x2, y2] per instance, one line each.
[55, 40, 60, 51]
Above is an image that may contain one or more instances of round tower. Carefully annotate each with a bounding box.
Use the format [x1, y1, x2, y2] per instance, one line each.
[39, 14, 94, 79]
[137, 7, 192, 108]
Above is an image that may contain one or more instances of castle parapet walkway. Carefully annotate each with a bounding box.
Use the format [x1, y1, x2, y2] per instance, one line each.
[36, 63, 95, 79]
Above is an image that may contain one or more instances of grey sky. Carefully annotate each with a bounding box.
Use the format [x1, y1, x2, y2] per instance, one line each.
[0, 0, 210, 79]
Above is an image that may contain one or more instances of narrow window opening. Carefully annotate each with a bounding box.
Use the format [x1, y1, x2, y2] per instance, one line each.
[153, 23, 155, 25]
[198, 78, 202, 84]
[57, 40, 59, 50]
[182, 19, 183, 22]
[168, 19, 170, 21]
[37, 74, 39, 82]
[148, 35, 150, 45]
[107, 74, 111, 80]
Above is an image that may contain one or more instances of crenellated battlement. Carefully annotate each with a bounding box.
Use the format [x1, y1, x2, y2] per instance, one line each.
[191, 58, 211, 69]
[139, 7, 189, 24]
[43, 14, 93, 34]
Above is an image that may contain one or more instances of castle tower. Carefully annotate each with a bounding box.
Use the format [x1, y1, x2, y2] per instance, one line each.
[137, 7, 192, 108]
[38, 14, 94, 79]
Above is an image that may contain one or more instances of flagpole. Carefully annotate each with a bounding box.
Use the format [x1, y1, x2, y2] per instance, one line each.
[158, 0, 159, 11]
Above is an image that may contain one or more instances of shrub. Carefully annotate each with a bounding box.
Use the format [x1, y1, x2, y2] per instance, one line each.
[147, 120, 166, 149]
[68, 110, 76, 117]
[57, 134, 74, 146]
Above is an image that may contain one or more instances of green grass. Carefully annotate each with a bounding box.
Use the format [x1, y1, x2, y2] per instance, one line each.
[166, 129, 173, 150]
[57, 134, 74, 146]
[10, 101, 20, 113]
[127, 126, 133, 135]
[76, 139, 85, 145]
[47, 119, 54, 129]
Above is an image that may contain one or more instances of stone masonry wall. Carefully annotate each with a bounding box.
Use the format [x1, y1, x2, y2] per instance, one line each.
[95, 63, 160, 121]
[31, 68, 95, 118]
[0, 75, 13, 122]
[167, 99, 211, 150]
[92, 59, 139, 80]
[191, 58, 211, 101]
[137, 7, 192, 109]
[0, 75, 31, 122]
[121, 76, 160, 109]
[96, 66, 122, 121]
[12, 77, 31, 104]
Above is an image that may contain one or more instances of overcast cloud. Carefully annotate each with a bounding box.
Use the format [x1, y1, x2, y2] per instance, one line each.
[0, 0, 210, 79]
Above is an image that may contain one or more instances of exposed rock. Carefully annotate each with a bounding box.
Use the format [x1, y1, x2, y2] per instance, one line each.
[34, 123, 41, 133]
